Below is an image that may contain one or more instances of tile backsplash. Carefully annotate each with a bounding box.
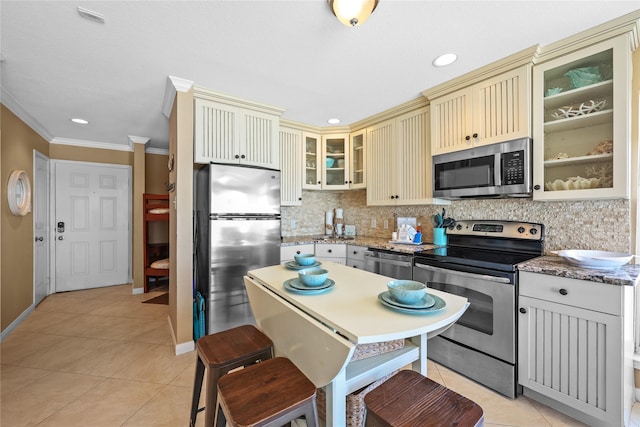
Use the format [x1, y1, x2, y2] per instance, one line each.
[281, 190, 631, 253]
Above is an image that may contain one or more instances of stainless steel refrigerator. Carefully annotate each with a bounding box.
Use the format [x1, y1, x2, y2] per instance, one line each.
[194, 163, 281, 334]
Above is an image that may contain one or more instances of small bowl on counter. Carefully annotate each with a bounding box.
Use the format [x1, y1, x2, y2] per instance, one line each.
[387, 280, 427, 305]
[294, 253, 316, 266]
[298, 268, 329, 287]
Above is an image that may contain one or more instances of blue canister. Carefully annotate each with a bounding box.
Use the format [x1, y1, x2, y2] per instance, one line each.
[413, 232, 422, 243]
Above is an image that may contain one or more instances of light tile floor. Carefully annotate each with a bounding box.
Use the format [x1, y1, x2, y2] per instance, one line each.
[0, 284, 637, 426]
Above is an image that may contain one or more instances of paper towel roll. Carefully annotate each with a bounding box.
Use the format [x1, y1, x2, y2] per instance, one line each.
[325, 211, 334, 235]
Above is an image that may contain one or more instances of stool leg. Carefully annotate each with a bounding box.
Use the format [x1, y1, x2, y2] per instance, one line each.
[190, 357, 205, 427]
[304, 400, 318, 427]
[214, 391, 226, 427]
[205, 367, 225, 427]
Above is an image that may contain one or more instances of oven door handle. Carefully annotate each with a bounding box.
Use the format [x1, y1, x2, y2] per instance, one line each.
[414, 262, 512, 284]
[364, 252, 413, 268]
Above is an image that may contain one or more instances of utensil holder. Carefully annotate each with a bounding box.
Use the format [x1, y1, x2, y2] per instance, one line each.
[433, 228, 447, 246]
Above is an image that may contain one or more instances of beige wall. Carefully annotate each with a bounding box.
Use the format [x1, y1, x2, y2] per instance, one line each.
[1, 105, 49, 331]
[145, 153, 170, 195]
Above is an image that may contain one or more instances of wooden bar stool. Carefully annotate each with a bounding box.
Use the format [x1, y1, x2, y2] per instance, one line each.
[364, 370, 484, 427]
[215, 357, 318, 427]
[190, 325, 273, 427]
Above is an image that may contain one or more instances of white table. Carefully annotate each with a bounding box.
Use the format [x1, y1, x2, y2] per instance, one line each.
[245, 261, 469, 427]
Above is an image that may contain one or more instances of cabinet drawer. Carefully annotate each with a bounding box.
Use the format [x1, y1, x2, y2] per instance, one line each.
[519, 271, 622, 315]
[315, 243, 346, 258]
[280, 244, 315, 262]
[346, 259, 366, 270]
[347, 245, 367, 261]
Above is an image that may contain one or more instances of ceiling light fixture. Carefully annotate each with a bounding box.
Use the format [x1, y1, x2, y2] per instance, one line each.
[329, 0, 379, 27]
[433, 53, 458, 67]
[77, 7, 105, 24]
[327, 118, 341, 125]
[71, 118, 89, 125]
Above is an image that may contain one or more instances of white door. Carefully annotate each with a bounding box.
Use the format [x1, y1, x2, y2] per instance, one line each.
[54, 161, 130, 292]
[33, 151, 50, 305]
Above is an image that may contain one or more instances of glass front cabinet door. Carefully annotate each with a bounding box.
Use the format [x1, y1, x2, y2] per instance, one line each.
[532, 35, 632, 200]
[302, 132, 322, 190]
[322, 134, 350, 190]
[350, 130, 366, 189]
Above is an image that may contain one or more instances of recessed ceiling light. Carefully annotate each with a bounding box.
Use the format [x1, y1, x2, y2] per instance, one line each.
[433, 53, 458, 67]
[71, 118, 89, 125]
[327, 118, 340, 125]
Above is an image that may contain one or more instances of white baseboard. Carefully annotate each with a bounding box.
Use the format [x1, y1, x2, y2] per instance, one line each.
[167, 315, 195, 355]
[131, 286, 144, 295]
[0, 304, 35, 342]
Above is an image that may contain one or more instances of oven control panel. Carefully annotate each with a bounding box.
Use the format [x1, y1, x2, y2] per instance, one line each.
[448, 220, 544, 240]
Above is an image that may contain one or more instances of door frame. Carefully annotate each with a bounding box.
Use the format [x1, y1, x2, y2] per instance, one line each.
[50, 159, 132, 293]
[33, 150, 51, 303]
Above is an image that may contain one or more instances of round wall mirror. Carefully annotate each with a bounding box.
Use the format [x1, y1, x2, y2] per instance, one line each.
[7, 170, 32, 216]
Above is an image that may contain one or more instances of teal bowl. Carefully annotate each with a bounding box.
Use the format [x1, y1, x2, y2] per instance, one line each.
[298, 268, 329, 287]
[387, 280, 426, 305]
[294, 253, 316, 266]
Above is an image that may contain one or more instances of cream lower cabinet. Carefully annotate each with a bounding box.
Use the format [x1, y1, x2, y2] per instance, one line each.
[315, 243, 346, 265]
[518, 271, 634, 427]
[279, 127, 303, 206]
[280, 244, 315, 263]
[430, 65, 531, 156]
[367, 107, 443, 206]
[193, 92, 283, 169]
[346, 244, 367, 270]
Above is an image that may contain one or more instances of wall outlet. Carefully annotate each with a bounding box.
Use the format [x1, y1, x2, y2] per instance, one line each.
[371, 219, 377, 228]
[290, 219, 296, 229]
[383, 220, 389, 229]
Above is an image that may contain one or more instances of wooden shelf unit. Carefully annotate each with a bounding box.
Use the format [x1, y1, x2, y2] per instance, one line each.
[143, 193, 169, 292]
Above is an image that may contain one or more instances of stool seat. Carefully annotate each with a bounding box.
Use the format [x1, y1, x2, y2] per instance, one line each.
[190, 325, 273, 427]
[364, 370, 484, 427]
[215, 357, 318, 427]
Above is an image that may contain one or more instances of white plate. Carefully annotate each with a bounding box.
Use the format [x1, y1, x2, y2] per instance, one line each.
[556, 250, 634, 269]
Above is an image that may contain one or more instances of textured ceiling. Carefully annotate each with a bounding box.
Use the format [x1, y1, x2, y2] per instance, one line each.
[1, 1, 639, 151]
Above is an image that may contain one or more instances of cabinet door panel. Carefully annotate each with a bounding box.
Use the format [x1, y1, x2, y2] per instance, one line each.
[474, 66, 530, 146]
[280, 127, 303, 206]
[396, 108, 431, 204]
[241, 111, 280, 169]
[430, 88, 472, 155]
[194, 98, 239, 164]
[366, 120, 395, 205]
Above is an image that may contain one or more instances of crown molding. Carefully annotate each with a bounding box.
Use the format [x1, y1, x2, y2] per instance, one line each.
[145, 147, 169, 155]
[1, 87, 54, 142]
[193, 86, 285, 116]
[162, 76, 194, 118]
[51, 137, 133, 152]
[422, 44, 540, 100]
[128, 135, 150, 145]
[350, 96, 430, 130]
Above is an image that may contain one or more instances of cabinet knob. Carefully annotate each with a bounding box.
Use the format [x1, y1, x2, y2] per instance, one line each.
[534, 184, 541, 190]
[559, 288, 568, 296]
[519, 307, 527, 314]
[318, 181, 321, 184]
[328, 249, 332, 253]
[472, 133, 478, 139]
[465, 135, 471, 141]
[234, 154, 240, 159]
[298, 197, 302, 201]
[296, 250, 301, 254]
[240, 154, 246, 159]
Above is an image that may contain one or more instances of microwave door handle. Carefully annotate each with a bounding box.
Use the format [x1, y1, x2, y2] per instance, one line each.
[414, 262, 511, 284]
[495, 154, 503, 186]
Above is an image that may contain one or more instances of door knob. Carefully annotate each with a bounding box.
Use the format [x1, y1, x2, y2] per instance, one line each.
[35, 236, 43, 242]
[58, 236, 64, 240]
[519, 307, 527, 314]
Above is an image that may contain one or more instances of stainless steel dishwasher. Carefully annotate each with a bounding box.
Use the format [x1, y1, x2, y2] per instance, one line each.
[363, 249, 413, 279]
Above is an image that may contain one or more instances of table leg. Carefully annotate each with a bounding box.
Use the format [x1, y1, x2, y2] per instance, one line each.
[324, 369, 347, 427]
[411, 334, 427, 375]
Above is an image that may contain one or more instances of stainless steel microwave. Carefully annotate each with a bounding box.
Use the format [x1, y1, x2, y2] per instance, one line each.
[432, 137, 532, 199]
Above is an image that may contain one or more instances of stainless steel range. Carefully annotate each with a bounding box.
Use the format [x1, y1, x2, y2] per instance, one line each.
[413, 220, 544, 398]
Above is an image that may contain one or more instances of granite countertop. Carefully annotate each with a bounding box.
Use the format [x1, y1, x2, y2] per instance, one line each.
[281, 235, 438, 254]
[517, 255, 640, 287]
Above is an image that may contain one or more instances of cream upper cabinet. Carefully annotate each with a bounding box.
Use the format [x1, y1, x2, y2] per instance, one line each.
[430, 65, 531, 155]
[349, 130, 366, 189]
[367, 107, 442, 206]
[302, 132, 322, 190]
[193, 94, 282, 169]
[322, 133, 350, 190]
[532, 35, 632, 200]
[279, 127, 303, 206]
